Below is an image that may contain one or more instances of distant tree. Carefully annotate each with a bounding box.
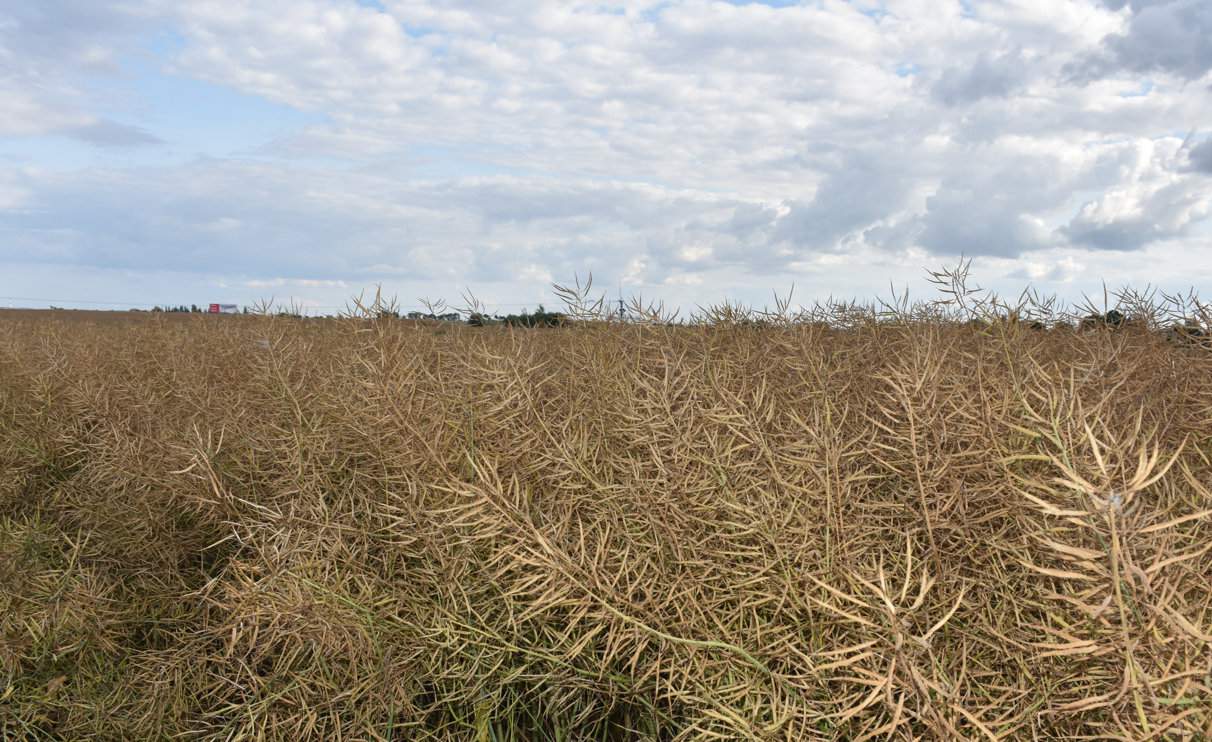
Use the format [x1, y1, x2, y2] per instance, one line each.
[1081, 310, 1126, 330]
[492, 305, 566, 328]
[1168, 321, 1210, 348]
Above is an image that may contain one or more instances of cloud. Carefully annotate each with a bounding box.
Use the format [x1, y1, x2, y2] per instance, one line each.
[1187, 138, 1212, 173]
[0, 171, 29, 210]
[0, 91, 82, 138]
[2, 0, 1212, 307]
[0, 161, 778, 285]
[66, 120, 163, 148]
[1062, 138, 1212, 250]
[1007, 255, 1083, 283]
[1063, 179, 1211, 250]
[1073, 0, 1212, 81]
[918, 190, 1053, 257]
[0, 0, 149, 70]
[900, 138, 1123, 258]
[0, 1, 159, 140]
[772, 148, 917, 257]
[931, 52, 1029, 106]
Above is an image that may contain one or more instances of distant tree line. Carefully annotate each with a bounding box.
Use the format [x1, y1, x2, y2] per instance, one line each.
[389, 306, 568, 327]
[125, 292, 1206, 348]
[140, 304, 303, 317]
[467, 305, 566, 328]
[405, 311, 462, 322]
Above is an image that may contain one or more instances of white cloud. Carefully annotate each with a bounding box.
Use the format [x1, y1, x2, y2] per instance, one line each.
[1060, 136, 1211, 250]
[2, 0, 1211, 307]
[244, 277, 349, 288]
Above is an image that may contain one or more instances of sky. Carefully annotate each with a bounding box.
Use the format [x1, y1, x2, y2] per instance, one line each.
[1, 0, 1211, 315]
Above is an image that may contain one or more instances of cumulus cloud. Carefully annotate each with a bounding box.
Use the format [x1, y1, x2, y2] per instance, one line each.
[931, 51, 1029, 106]
[1064, 179, 1211, 250]
[919, 191, 1053, 257]
[1, 0, 1211, 307]
[772, 148, 917, 257]
[1063, 138, 1212, 249]
[1187, 138, 1212, 173]
[1074, 0, 1212, 81]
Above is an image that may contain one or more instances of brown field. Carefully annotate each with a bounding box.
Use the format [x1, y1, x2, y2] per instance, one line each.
[1, 308, 1210, 739]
